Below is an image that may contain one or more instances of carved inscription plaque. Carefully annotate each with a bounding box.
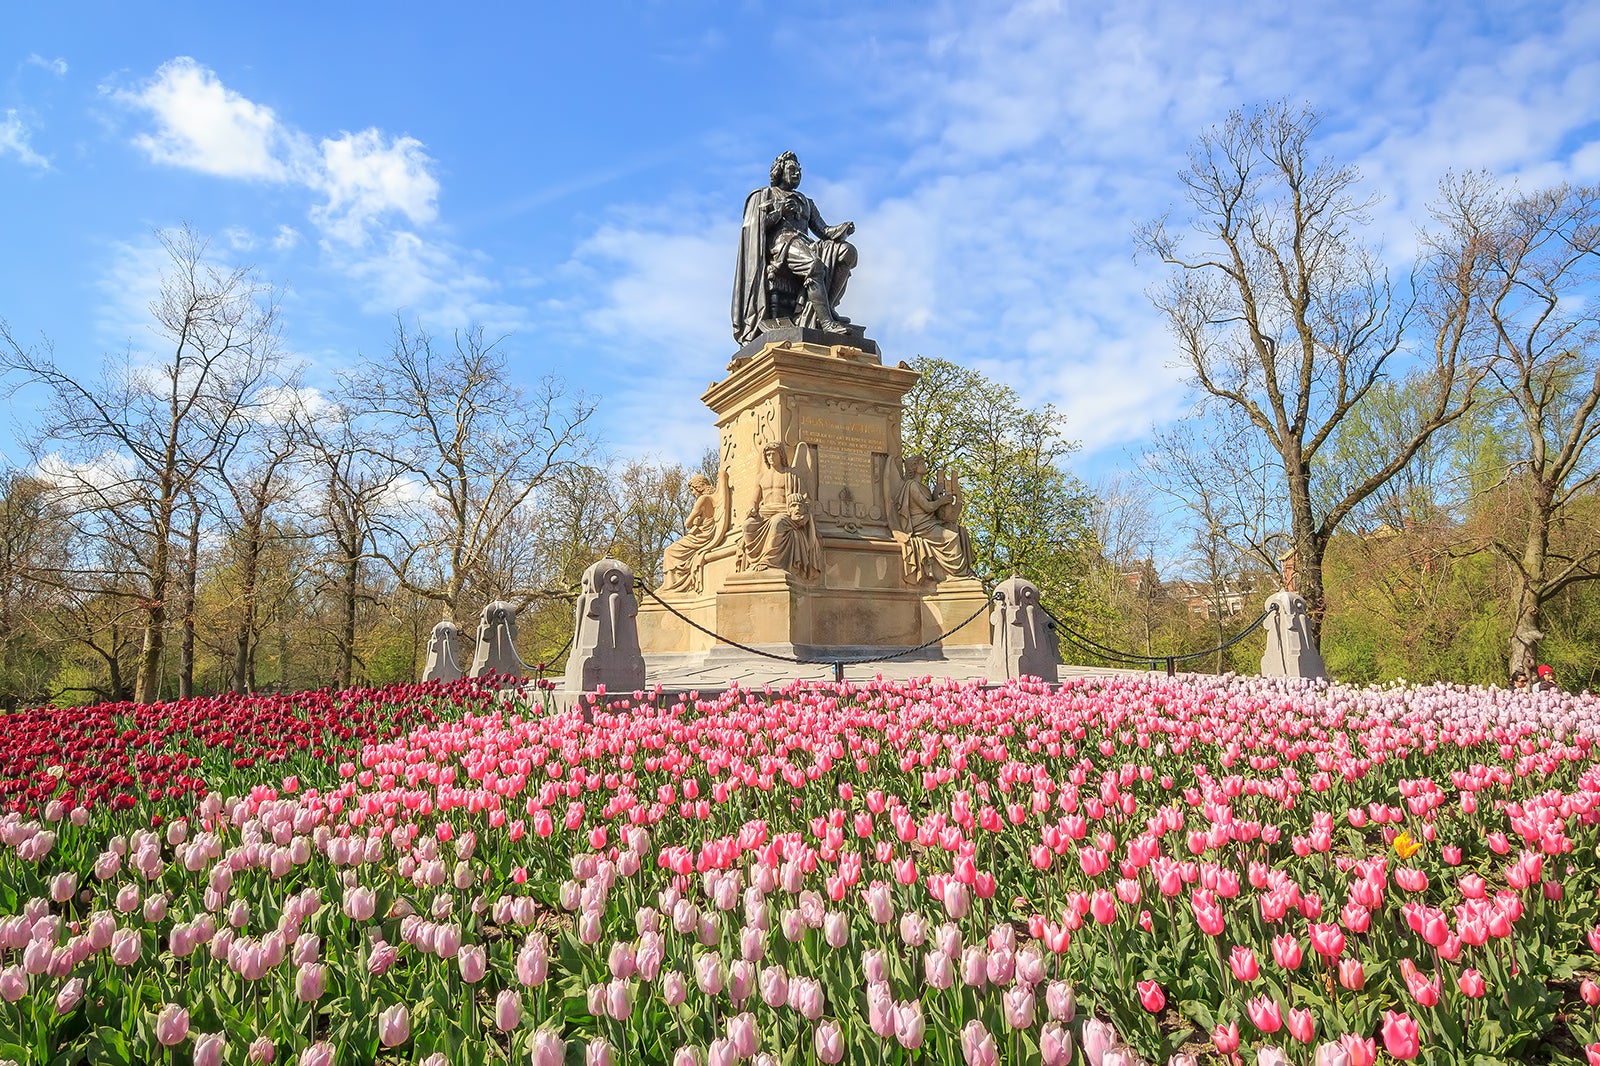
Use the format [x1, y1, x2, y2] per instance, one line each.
[799, 410, 890, 525]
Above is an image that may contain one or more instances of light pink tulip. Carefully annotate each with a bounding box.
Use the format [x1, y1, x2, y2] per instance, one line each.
[155, 1003, 190, 1047]
[379, 1003, 410, 1047]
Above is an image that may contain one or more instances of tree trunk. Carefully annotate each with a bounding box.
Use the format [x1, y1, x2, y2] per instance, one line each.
[232, 517, 262, 694]
[135, 531, 170, 704]
[179, 505, 200, 698]
[1507, 493, 1551, 677]
[1284, 455, 1328, 648]
[340, 533, 358, 688]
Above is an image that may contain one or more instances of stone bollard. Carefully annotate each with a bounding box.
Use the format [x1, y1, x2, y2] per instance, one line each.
[563, 559, 646, 695]
[987, 576, 1059, 683]
[421, 620, 465, 683]
[1260, 589, 1326, 680]
[469, 600, 524, 680]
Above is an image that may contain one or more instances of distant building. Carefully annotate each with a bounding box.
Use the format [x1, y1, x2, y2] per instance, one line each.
[1171, 576, 1261, 619]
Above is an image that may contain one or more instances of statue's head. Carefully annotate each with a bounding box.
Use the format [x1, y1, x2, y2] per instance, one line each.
[770, 152, 801, 190]
[688, 473, 712, 495]
[786, 492, 812, 524]
[905, 453, 928, 477]
[761, 441, 788, 467]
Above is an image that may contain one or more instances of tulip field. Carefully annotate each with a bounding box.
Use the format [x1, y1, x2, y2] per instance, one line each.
[2, 675, 1600, 1065]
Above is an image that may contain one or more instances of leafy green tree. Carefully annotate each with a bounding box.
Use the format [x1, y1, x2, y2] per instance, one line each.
[900, 356, 1101, 618]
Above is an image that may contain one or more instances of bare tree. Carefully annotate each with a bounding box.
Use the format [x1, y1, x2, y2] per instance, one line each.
[1136, 103, 1485, 645]
[295, 400, 399, 689]
[1462, 180, 1600, 674]
[213, 394, 302, 694]
[1, 225, 282, 702]
[347, 318, 596, 624]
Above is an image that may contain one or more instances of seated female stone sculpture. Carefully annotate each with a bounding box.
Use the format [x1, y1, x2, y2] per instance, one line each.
[661, 473, 719, 593]
[738, 442, 822, 579]
[894, 454, 973, 582]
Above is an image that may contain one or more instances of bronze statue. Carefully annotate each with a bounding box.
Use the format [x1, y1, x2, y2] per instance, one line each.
[732, 152, 858, 344]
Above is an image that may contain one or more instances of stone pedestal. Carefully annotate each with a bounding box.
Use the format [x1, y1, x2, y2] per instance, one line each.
[639, 338, 990, 659]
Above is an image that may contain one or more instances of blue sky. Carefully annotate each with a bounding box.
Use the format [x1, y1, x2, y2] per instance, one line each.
[3, 1, 1599, 484]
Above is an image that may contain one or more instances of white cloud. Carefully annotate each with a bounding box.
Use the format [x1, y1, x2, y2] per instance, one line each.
[311, 129, 439, 245]
[34, 450, 138, 499]
[114, 57, 293, 180]
[223, 226, 256, 251]
[0, 109, 49, 169]
[253, 384, 330, 425]
[112, 57, 488, 323]
[328, 230, 518, 330]
[26, 54, 68, 77]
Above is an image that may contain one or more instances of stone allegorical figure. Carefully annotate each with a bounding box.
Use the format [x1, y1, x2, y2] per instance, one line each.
[894, 454, 973, 582]
[732, 151, 858, 344]
[661, 473, 719, 594]
[739, 443, 823, 579]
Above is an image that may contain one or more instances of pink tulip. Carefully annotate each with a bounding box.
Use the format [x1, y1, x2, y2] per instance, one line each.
[459, 944, 487, 983]
[298, 1043, 334, 1066]
[54, 977, 85, 1015]
[155, 1004, 190, 1047]
[895, 1000, 926, 1049]
[1247, 994, 1282, 1033]
[1312, 1044, 1350, 1066]
[960, 1020, 999, 1066]
[295, 963, 326, 1002]
[0, 967, 25, 1003]
[496, 989, 522, 1031]
[1002, 984, 1035, 1029]
[247, 1036, 276, 1064]
[1041, 1022, 1073, 1065]
[586, 1038, 615, 1066]
[110, 928, 141, 966]
[1082, 1019, 1117, 1066]
[814, 1020, 844, 1064]
[728, 1012, 759, 1057]
[1382, 1011, 1420, 1060]
[379, 1003, 410, 1047]
[1338, 1034, 1377, 1066]
[760, 964, 789, 1008]
[525, 1030, 563, 1066]
[194, 1033, 226, 1066]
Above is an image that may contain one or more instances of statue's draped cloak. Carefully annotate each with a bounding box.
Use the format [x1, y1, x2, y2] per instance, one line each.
[732, 188, 775, 344]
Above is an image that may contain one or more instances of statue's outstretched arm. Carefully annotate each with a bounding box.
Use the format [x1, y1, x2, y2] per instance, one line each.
[807, 199, 854, 242]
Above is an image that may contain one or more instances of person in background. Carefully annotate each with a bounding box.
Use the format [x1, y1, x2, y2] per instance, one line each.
[1510, 669, 1530, 692]
[1535, 664, 1558, 691]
